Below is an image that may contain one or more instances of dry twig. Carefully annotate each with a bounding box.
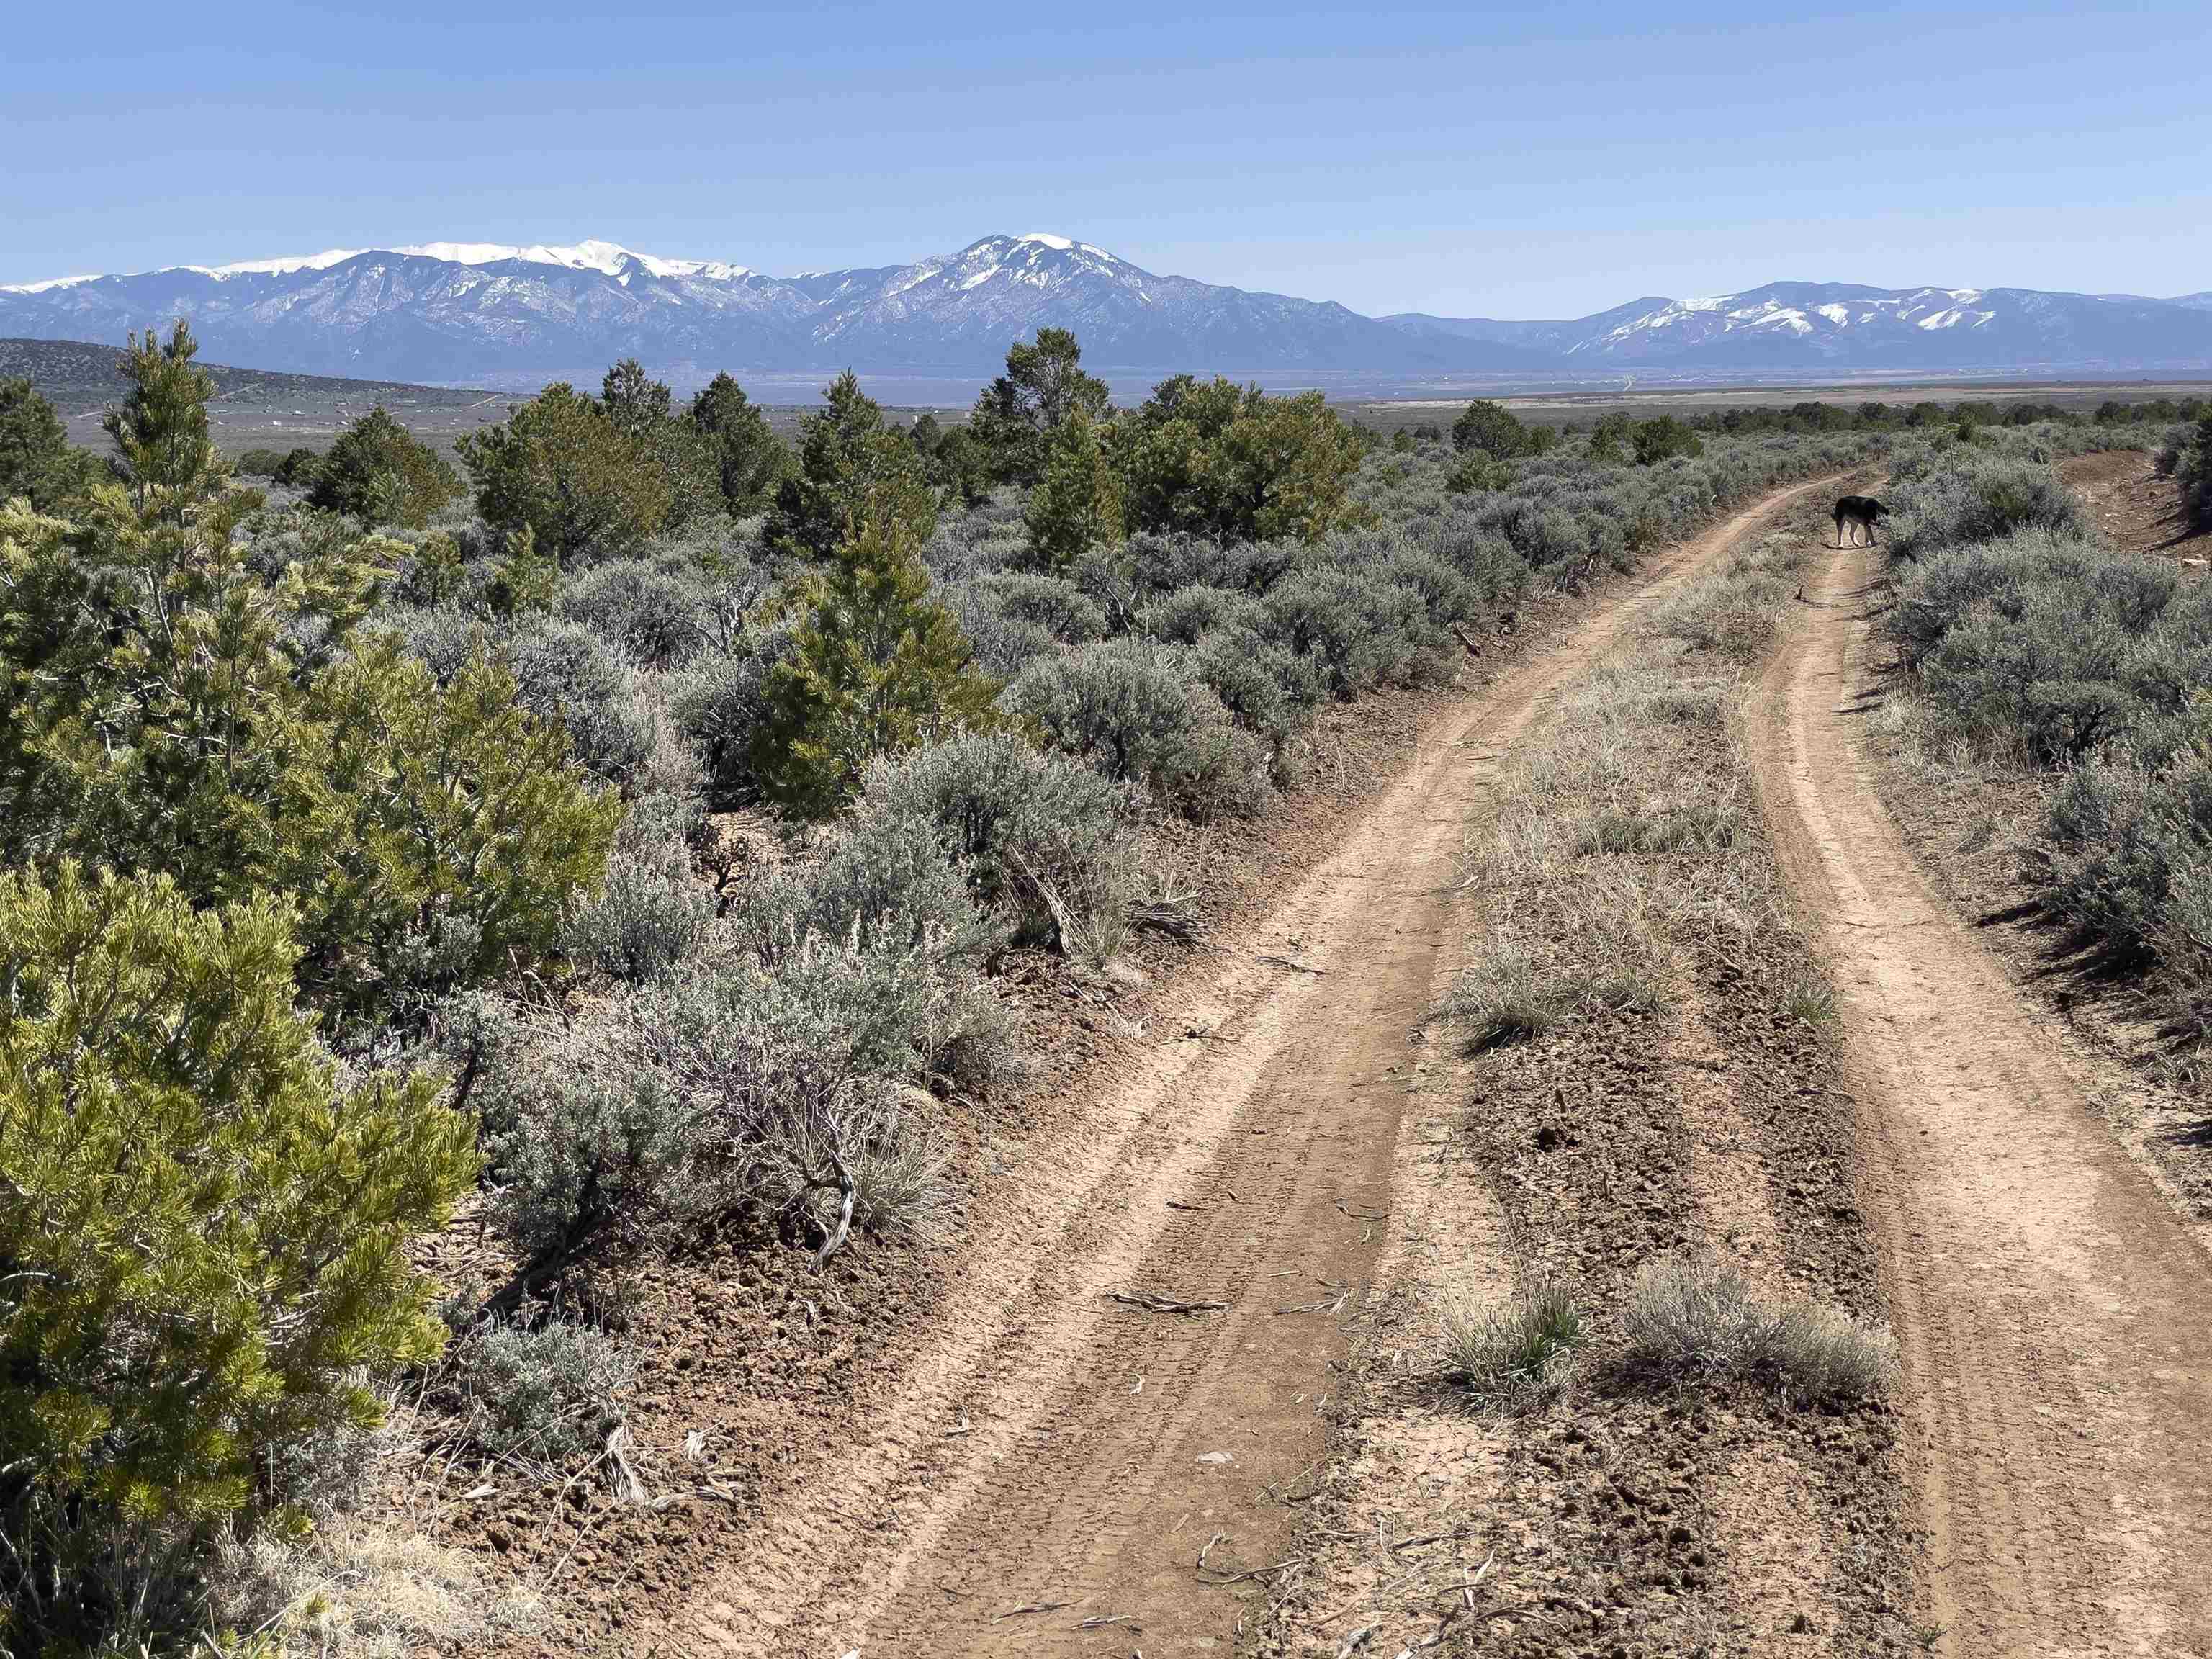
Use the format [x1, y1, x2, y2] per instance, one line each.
[1107, 1290, 1226, 1315]
[991, 1600, 1076, 1623]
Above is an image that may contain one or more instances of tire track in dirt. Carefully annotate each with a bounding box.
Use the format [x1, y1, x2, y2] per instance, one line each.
[667, 477, 1843, 1658]
[1750, 534, 2212, 1657]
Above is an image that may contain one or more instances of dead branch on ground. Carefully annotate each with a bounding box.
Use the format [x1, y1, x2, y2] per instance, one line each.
[1107, 1289, 1227, 1314]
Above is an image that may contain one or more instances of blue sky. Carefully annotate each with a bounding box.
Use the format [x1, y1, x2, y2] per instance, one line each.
[4, 1, 2207, 317]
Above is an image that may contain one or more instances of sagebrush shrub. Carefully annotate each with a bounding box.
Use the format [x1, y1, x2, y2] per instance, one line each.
[567, 799, 715, 982]
[1260, 566, 1442, 698]
[667, 619, 797, 802]
[1885, 524, 2174, 670]
[1138, 584, 1265, 644]
[2036, 752, 2212, 965]
[1010, 641, 1272, 820]
[1193, 624, 1325, 772]
[446, 1318, 637, 1467]
[1883, 455, 2090, 560]
[464, 1000, 716, 1268]
[848, 731, 1141, 961]
[504, 617, 664, 790]
[562, 557, 709, 667]
[974, 570, 1110, 642]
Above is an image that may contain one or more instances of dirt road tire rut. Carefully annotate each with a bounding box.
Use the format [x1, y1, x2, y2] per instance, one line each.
[1751, 534, 2212, 1658]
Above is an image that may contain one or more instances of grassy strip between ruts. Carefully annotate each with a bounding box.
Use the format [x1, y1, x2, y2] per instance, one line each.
[1254, 489, 1921, 1659]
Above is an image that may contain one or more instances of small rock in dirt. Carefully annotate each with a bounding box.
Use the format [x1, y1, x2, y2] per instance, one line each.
[1197, 1449, 1234, 1464]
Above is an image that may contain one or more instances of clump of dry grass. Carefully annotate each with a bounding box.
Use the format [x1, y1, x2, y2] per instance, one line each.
[1780, 965, 1838, 1026]
[210, 1521, 547, 1659]
[1443, 1277, 1589, 1408]
[1624, 1254, 1897, 1403]
[1650, 531, 1809, 662]
[1449, 634, 1791, 1049]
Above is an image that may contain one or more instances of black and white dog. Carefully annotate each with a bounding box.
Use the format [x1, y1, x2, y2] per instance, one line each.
[1833, 495, 1888, 547]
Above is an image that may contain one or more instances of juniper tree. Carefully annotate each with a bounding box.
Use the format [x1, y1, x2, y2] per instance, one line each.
[1451, 397, 1531, 460]
[1631, 415, 1704, 464]
[1023, 408, 1123, 570]
[765, 370, 938, 559]
[603, 359, 721, 529]
[458, 382, 671, 562]
[0, 378, 100, 510]
[308, 405, 462, 527]
[970, 327, 1112, 486]
[1117, 377, 1364, 544]
[689, 371, 788, 516]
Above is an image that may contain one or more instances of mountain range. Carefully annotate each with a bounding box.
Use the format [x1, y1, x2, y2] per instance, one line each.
[5, 235, 2210, 390]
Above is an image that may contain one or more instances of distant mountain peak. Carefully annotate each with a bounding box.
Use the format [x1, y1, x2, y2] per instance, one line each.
[4, 240, 2209, 386]
[1, 238, 758, 293]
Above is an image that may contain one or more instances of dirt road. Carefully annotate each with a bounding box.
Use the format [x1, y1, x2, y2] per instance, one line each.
[1750, 534, 2212, 1657]
[669, 477, 1842, 1658]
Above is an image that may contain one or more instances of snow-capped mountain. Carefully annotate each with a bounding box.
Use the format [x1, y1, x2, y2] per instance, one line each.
[4, 239, 2209, 387]
[1382, 281, 2212, 372]
[0, 234, 1521, 386]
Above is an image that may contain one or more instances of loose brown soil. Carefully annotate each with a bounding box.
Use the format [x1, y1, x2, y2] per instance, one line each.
[1750, 478, 2212, 1655]
[2066, 445, 2212, 565]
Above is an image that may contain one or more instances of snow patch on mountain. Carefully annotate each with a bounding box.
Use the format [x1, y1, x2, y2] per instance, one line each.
[0, 273, 104, 295]
[204, 248, 367, 277]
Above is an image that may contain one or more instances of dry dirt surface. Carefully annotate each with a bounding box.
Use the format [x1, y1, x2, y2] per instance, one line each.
[645, 477, 1848, 1658]
[1750, 519, 2212, 1655]
[2065, 445, 2212, 565]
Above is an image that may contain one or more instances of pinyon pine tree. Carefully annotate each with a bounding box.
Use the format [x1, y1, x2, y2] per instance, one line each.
[0, 863, 473, 1652]
[766, 370, 939, 558]
[1023, 408, 1123, 570]
[752, 511, 1004, 818]
[103, 321, 230, 524]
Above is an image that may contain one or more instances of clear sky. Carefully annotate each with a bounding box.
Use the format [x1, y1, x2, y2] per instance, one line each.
[4, 1, 2207, 318]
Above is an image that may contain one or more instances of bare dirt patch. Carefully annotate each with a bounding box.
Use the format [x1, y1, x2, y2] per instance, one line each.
[2067, 444, 2212, 565]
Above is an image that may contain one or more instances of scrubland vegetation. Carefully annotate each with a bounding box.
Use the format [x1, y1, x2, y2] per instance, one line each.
[0, 312, 2180, 1655]
[1875, 441, 2212, 1038]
